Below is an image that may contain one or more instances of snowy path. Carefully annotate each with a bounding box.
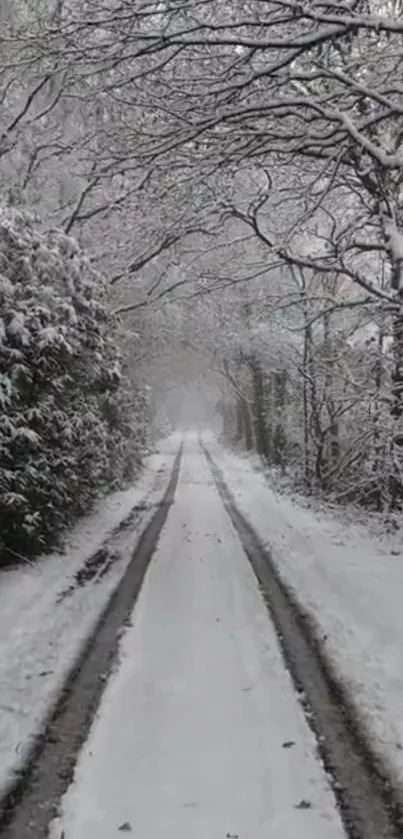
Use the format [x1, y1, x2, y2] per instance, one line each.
[56, 436, 345, 839]
[204, 437, 403, 790]
[0, 435, 179, 800]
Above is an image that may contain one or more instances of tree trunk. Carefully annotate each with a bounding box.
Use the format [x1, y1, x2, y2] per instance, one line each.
[250, 358, 269, 459]
[323, 310, 340, 480]
[302, 316, 311, 488]
[391, 301, 403, 423]
[371, 326, 387, 510]
[241, 398, 254, 450]
[306, 320, 322, 487]
[272, 370, 287, 470]
[235, 397, 244, 442]
[390, 257, 403, 507]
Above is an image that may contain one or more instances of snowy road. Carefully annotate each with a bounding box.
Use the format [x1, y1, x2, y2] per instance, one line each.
[55, 436, 345, 839]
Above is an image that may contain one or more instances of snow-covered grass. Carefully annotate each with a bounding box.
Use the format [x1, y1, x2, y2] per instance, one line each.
[207, 436, 403, 786]
[0, 435, 180, 798]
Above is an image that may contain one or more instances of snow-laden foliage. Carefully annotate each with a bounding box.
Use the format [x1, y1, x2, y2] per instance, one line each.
[0, 208, 146, 562]
[207, 271, 401, 511]
[3, 0, 403, 523]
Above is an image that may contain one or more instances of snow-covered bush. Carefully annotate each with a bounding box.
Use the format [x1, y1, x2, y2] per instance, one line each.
[0, 208, 146, 563]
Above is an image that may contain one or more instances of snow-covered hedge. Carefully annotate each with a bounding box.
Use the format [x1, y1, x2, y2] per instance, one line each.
[0, 209, 146, 563]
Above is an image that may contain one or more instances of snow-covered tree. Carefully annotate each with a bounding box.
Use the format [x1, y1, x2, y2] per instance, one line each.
[0, 208, 145, 562]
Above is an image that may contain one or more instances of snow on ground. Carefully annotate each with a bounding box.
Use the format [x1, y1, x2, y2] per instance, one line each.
[206, 435, 403, 785]
[56, 437, 345, 839]
[0, 434, 180, 798]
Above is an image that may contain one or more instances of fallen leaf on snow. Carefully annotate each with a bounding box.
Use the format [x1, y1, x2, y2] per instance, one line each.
[294, 799, 312, 810]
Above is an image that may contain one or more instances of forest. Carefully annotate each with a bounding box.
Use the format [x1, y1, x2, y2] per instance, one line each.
[1, 0, 403, 561]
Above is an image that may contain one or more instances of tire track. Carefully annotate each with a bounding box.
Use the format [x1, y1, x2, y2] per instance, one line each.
[202, 439, 403, 839]
[0, 445, 183, 839]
